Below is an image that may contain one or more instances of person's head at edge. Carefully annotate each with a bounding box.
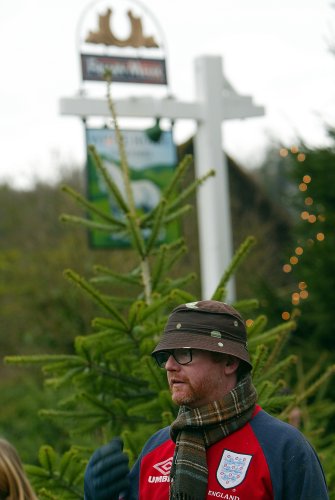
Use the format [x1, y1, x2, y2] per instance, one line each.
[151, 300, 252, 408]
[0, 438, 38, 500]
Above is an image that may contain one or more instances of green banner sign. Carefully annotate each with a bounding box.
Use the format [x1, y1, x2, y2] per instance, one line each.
[86, 127, 179, 248]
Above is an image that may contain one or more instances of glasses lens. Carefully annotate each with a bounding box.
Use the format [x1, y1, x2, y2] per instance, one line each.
[154, 351, 170, 368]
[153, 349, 193, 368]
[173, 348, 192, 365]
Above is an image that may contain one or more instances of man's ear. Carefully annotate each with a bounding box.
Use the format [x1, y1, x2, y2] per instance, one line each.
[224, 355, 240, 375]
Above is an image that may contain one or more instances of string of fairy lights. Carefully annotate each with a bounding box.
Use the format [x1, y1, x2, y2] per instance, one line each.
[245, 143, 327, 330]
[278, 145, 325, 321]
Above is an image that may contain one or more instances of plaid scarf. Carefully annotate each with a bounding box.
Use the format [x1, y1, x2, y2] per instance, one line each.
[169, 374, 257, 500]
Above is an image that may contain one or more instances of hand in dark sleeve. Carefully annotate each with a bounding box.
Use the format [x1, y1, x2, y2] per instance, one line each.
[84, 437, 130, 500]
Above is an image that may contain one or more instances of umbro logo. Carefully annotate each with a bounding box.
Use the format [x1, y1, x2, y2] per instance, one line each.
[153, 457, 173, 475]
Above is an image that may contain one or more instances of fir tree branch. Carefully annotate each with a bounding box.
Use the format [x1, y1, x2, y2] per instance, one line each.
[169, 289, 197, 303]
[144, 199, 167, 254]
[257, 354, 297, 382]
[105, 77, 137, 214]
[162, 273, 197, 293]
[60, 214, 125, 231]
[144, 357, 167, 392]
[91, 265, 142, 286]
[248, 320, 296, 348]
[137, 296, 171, 322]
[247, 314, 268, 337]
[232, 299, 259, 313]
[250, 344, 268, 380]
[280, 365, 335, 419]
[87, 362, 148, 387]
[161, 204, 193, 225]
[61, 184, 123, 225]
[166, 170, 215, 213]
[64, 269, 128, 326]
[140, 258, 153, 304]
[163, 154, 193, 199]
[4, 354, 83, 366]
[151, 244, 168, 291]
[88, 145, 130, 214]
[126, 213, 146, 258]
[164, 244, 188, 272]
[211, 236, 256, 301]
[263, 335, 288, 371]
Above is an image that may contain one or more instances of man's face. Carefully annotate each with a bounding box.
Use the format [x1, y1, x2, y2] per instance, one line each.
[165, 349, 237, 408]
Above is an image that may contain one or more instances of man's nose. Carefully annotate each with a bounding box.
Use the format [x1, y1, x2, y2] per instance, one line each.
[165, 354, 179, 371]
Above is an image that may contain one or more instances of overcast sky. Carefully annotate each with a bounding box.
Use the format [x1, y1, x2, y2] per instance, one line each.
[1, 0, 334, 189]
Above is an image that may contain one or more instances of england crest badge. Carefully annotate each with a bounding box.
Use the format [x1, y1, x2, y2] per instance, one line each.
[216, 449, 252, 489]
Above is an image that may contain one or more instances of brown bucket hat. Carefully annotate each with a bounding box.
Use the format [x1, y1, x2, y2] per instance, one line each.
[152, 300, 252, 369]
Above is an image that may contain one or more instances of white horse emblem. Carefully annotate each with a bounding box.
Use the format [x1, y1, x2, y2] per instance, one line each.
[216, 449, 252, 489]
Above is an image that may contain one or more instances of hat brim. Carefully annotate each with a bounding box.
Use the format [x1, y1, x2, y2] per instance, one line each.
[152, 331, 252, 369]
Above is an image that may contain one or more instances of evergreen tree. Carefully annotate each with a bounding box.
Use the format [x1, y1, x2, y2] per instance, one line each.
[5, 85, 335, 498]
[256, 135, 335, 353]
[280, 135, 335, 353]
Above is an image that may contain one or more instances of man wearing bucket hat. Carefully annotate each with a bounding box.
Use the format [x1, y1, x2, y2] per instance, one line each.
[84, 300, 328, 499]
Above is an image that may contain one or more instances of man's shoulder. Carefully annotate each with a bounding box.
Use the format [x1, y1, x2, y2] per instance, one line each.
[249, 409, 328, 497]
[252, 407, 301, 433]
[250, 407, 312, 451]
[141, 426, 171, 456]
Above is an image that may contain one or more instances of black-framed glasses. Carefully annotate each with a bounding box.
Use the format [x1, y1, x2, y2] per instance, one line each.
[153, 348, 193, 368]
